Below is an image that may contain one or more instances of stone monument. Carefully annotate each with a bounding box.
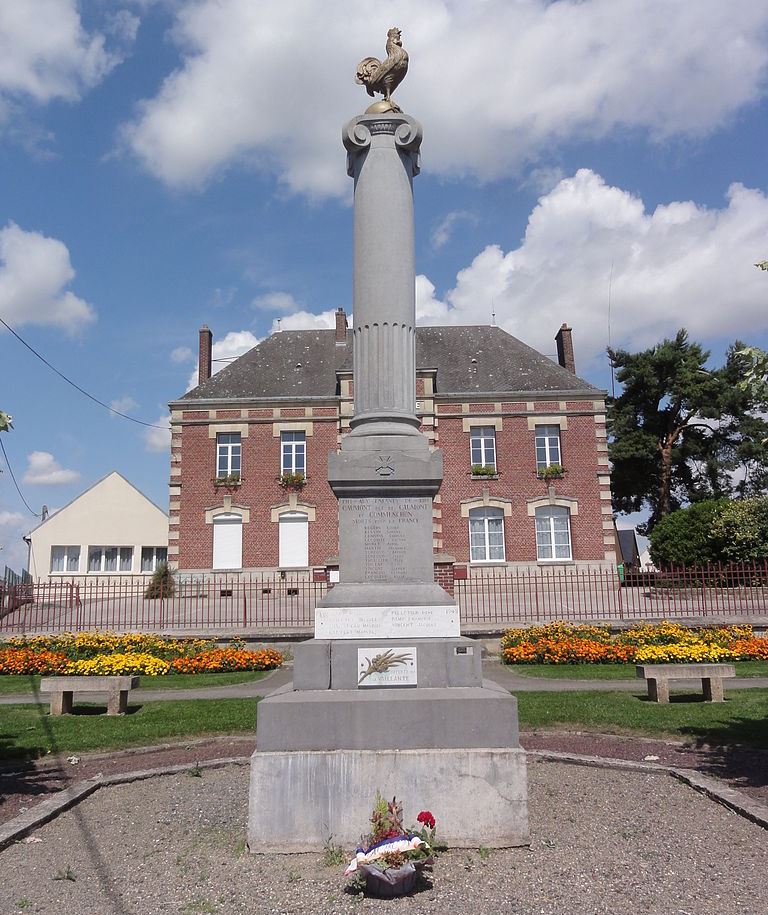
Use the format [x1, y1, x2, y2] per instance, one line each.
[248, 29, 529, 851]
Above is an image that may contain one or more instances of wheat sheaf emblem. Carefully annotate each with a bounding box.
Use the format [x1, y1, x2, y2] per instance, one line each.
[358, 649, 413, 684]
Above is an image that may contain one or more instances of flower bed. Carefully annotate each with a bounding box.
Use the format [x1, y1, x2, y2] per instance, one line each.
[500, 621, 768, 665]
[0, 632, 283, 676]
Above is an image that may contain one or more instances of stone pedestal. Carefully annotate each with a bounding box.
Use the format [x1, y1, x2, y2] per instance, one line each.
[249, 747, 529, 851]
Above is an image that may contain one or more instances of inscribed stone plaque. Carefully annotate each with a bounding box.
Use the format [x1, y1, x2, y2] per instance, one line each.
[338, 495, 434, 583]
[357, 646, 417, 688]
[314, 605, 459, 640]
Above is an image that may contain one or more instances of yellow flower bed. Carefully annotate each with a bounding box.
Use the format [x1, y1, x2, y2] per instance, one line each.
[67, 653, 170, 676]
[501, 620, 768, 665]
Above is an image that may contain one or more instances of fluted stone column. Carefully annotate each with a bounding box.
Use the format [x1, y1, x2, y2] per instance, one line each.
[320, 112, 449, 610]
[344, 114, 422, 434]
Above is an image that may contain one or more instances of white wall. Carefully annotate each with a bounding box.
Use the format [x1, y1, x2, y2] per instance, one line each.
[28, 472, 168, 581]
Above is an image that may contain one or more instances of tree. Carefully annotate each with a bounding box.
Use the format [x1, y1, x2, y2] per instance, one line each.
[0, 411, 11, 433]
[648, 500, 726, 567]
[711, 497, 768, 563]
[608, 330, 768, 532]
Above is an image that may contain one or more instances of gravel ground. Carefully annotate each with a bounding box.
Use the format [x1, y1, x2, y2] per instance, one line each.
[1, 760, 766, 915]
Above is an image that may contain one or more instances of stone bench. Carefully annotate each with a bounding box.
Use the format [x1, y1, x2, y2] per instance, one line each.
[40, 676, 139, 716]
[635, 664, 735, 703]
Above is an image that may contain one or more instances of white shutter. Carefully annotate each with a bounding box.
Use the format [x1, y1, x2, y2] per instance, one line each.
[213, 514, 243, 569]
[279, 512, 309, 568]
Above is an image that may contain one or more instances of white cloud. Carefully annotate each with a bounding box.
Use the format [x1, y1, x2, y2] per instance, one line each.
[22, 451, 80, 485]
[415, 171, 768, 367]
[431, 211, 478, 250]
[110, 395, 138, 414]
[170, 345, 193, 363]
[122, 0, 768, 197]
[0, 1, 136, 107]
[0, 509, 30, 573]
[269, 309, 338, 334]
[0, 222, 95, 332]
[252, 291, 300, 312]
[143, 414, 171, 453]
[186, 329, 261, 389]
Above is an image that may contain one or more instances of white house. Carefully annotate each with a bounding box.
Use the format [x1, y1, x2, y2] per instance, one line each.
[26, 472, 168, 581]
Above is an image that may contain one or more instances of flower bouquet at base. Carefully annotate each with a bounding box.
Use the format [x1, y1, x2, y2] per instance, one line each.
[344, 793, 438, 898]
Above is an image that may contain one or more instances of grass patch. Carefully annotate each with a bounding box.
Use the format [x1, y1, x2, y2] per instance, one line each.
[506, 661, 768, 680]
[0, 670, 271, 696]
[517, 688, 768, 749]
[0, 698, 259, 761]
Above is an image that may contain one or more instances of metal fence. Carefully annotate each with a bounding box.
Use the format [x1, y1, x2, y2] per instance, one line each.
[1, 563, 767, 635]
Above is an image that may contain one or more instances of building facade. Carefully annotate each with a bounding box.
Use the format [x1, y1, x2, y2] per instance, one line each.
[168, 312, 614, 575]
[26, 471, 169, 581]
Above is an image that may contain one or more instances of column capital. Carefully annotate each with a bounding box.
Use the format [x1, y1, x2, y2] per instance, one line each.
[343, 114, 422, 177]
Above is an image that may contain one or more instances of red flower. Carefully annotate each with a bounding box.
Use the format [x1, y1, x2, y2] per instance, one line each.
[417, 811, 435, 829]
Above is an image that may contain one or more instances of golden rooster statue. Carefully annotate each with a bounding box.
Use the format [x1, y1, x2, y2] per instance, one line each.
[355, 27, 409, 113]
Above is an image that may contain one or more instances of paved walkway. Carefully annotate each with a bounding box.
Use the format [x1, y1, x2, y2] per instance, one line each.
[2, 661, 767, 705]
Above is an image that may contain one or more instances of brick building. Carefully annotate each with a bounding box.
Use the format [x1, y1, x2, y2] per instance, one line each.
[167, 310, 614, 575]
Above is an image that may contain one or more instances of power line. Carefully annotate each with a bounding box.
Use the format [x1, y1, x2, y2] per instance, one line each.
[0, 315, 168, 429]
[0, 436, 41, 517]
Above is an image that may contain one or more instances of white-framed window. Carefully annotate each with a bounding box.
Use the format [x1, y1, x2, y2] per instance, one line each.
[535, 506, 572, 560]
[278, 511, 309, 567]
[50, 545, 80, 573]
[469, 507, 506, 562]
[88, 546, 134, 573]
[281, 431, 306, 475]
[212, 513, 243, 570]
[470, 426, 496, 470]
[535, 424, 561, 469]
[216, 432, 241, 478]
[141, 546, 168, 573]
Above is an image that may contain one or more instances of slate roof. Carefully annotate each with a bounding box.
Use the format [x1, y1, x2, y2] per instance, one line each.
[177, 325, 600, 402]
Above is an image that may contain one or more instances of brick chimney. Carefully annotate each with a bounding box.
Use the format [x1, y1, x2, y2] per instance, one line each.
[555, 323, 576, 374]
[335, 307, 348, 344]
[198, 325, 213, 384]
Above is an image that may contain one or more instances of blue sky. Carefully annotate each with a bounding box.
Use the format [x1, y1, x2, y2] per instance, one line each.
[2, 0, 768, 570]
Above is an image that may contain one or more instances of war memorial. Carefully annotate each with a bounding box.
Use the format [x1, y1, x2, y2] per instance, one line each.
[248, 29, 529, 851]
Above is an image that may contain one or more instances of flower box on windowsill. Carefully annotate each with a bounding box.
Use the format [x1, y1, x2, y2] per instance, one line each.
[536, 464, 565, 481]
[470, 465, 499, 480]
[279, 472, 306, 490]
[213, 474, 242, 487]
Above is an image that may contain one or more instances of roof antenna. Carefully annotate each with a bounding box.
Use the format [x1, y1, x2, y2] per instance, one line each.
[491, 299, 496, 326]
[277, 317, 282, 333]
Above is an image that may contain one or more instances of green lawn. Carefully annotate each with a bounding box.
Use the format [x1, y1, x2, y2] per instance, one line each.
[0, 670, 271, 696]
[0, 698, 259, 761]
[2, 686, 766, 761]
[517, 688, 768, 749]
[505, 661, 768, 680]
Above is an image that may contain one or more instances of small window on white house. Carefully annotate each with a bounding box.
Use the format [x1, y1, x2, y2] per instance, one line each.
[468, 507, 505, 562]
[50, 546, 80, 573]
[88, 546, 134, 573]
[281, 431, 306, 475]
[141, 546, 168, 572]
[535, 424, 561, 469]
[216, 432, 241, 478]
[470, 426, 496, 471]
[535, 506, 572, 561]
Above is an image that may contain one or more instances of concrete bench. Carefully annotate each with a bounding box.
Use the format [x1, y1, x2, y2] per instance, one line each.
[635, 664, 735, 703]
[40, 676, 139, 716]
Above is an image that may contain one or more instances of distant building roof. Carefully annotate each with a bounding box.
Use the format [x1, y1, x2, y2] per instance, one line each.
[176, 325, 601, 403]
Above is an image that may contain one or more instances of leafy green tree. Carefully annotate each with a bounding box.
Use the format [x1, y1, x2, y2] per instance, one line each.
[649, 500, 726, 567]
[608, 330, 768, 532]
[710, 497, 768, 563]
